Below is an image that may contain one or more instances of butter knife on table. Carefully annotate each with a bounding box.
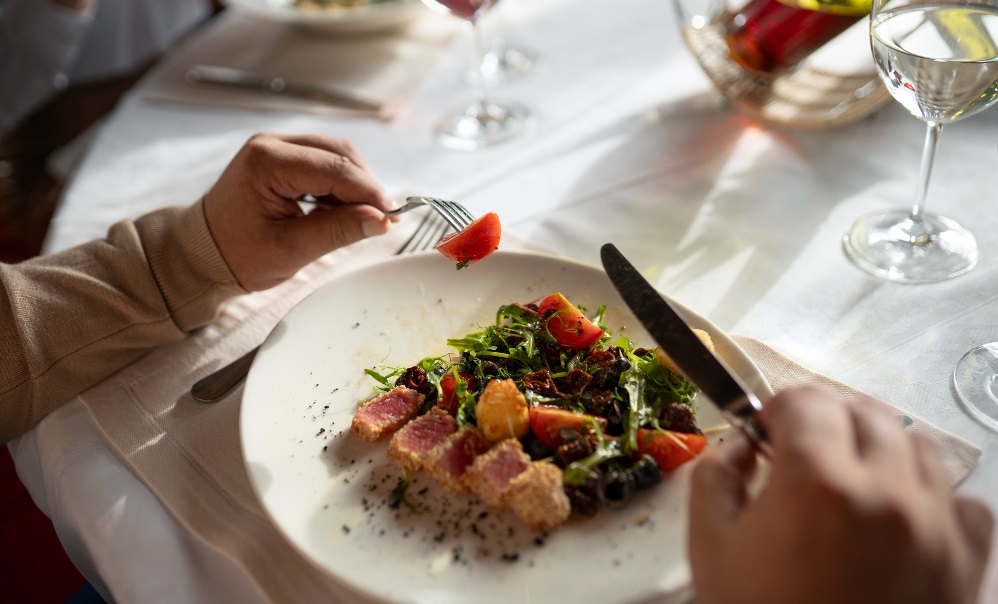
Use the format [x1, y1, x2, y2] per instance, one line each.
[185, 64, 385, 114]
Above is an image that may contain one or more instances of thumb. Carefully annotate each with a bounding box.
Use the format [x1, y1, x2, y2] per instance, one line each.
[288, 204, 392, 258]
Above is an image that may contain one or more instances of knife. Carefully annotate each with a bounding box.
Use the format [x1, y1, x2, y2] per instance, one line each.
[600, 243, 771, 454]
[185, 64, 384, 113]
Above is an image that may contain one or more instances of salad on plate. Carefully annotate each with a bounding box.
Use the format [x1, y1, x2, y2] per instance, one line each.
[351, 292, 713, 532]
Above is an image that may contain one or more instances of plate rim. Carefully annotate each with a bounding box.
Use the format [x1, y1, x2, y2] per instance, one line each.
[222, 0, 422, 24]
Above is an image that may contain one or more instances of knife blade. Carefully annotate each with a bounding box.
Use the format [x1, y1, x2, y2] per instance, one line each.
[185, 64, 384, 113]
[600, 243, 770, 453]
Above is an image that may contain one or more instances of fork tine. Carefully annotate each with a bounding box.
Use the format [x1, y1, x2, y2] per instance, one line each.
[423, 198, 464, 232]
[394, 210, 449, 255]
[427, 197, 469, 231]
[444, 200, 475, 229]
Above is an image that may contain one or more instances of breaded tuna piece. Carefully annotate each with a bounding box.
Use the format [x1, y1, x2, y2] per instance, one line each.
[350, 386, 425, 442]
[505, 461, 571, 532]
[424, 426, 492, 493]
[387, 408, 457, 472]
[463, 439, 530, 508]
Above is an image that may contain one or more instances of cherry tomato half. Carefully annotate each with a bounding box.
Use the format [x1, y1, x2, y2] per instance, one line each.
[537, 293, 604, 349]
[529, 405, 607, 450]
[435, 212, 501, 269]
[635, 428, 707, 472]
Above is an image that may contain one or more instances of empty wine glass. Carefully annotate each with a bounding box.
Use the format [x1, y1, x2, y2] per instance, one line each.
[842, 0, 998, 283]
[420, 0, 530, 150]
[955, 343, 998, 431]
[471, 36, 538, 87]
[469, 7, 538, 87]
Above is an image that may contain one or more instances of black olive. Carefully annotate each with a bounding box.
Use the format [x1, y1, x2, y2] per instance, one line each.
[600, 467, 637, 509]
[631, 454, 662, 490]
[521, 433, 554, 460]
[479, 360, 501, 379]
[602, 400, 625, 436]
[601, 358, 631, 390]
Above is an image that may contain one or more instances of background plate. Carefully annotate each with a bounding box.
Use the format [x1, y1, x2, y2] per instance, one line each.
[223, 0, 425, 34]
[241, 250, 772, 604]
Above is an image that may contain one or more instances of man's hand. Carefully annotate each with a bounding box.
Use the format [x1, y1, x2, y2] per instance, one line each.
[203, 133, 398, 291]
[689, 385, 993, 604]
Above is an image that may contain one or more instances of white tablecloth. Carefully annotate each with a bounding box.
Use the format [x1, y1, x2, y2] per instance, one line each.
[11, 0, 998, 601]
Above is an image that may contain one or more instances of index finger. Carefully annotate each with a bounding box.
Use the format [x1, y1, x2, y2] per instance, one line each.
[759, 385, 858, 475]
[245, 135, 397, 213]
[269, 132, 374, 173]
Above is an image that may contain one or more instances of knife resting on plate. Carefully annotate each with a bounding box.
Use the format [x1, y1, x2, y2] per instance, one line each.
[600, 243, 771, 455]
[185, 64, 385, 114]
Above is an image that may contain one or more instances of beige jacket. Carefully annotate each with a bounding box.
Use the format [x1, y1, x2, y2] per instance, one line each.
[0, 200, 244, 442]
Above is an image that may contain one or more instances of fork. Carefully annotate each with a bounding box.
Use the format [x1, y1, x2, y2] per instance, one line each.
[394, 196, 475, 232]
[190, 197, 474, 403]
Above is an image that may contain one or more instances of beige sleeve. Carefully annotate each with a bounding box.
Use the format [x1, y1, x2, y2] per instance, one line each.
[0, 199, 245, 442]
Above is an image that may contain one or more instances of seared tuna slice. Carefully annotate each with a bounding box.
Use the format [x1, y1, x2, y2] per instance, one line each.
[424, 427, 492, 493]
[351, 386, 425, 442]
[388, 408, 457, 472]
[463, 439, 530, 508]
[505, 462, 572, 532]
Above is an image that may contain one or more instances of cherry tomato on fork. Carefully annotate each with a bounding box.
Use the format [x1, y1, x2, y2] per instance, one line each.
[435, 212, 501, 269]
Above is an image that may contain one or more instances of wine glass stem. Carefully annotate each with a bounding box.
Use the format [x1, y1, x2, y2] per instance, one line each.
[907, 121, 943, 244]
[469, 19, 488, 108]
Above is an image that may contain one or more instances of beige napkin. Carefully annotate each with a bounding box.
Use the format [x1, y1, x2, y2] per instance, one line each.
[143, 10, 459, 119]
[733, 336, 981, 485]
[76, 224, 982, 603]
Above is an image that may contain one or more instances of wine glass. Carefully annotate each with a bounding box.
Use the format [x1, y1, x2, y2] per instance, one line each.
[469, 4, 538, 87]
[420, 0, 530, 150]
[842, 0, 998, 283]
[955, 342, 998, 431]
[471, 35, 538, 87]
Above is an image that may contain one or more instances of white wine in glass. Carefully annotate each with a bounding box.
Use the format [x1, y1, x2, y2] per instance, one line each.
[843, 0, 998, 282]
[420, 0, 530, 150]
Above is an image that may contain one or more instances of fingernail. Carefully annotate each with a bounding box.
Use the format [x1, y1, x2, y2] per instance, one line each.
[383, 194, 400, 211]
[362, 216, 389, 238]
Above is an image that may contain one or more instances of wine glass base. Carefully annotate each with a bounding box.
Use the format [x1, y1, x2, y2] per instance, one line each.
[468, 45, 538, 87]
[842, 209, 978, 283]
[954, 343, 998, 432]
[434, 99, 530, 151]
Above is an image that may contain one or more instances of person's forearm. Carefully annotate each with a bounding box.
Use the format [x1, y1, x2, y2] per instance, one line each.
[0, 201, 243, 442]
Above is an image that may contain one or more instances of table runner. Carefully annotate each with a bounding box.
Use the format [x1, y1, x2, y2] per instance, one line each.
[75, 222, 982, 603]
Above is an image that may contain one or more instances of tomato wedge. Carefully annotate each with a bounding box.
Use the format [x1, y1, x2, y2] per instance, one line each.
[537, 293, 604, 349]
[635, 428, 707, 472]
[437, 371, 474, 417]
[529, 405, 607, 450]
[434, 212, 501, 269]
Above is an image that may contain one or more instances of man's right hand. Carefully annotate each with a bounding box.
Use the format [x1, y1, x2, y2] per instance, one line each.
[688, 385, 993, 604]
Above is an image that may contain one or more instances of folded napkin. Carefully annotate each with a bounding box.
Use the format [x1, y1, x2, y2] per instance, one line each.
[76, 223, 982, 603]
[143, 9, 459, 119]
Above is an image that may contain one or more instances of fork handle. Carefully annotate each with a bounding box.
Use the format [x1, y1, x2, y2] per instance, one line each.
[191, 346, 259, 403]
[385, 196, 429, 217]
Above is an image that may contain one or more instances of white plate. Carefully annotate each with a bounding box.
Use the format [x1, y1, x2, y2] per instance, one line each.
[222, 0, 425, 34]
[241, 250, 772, 604]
